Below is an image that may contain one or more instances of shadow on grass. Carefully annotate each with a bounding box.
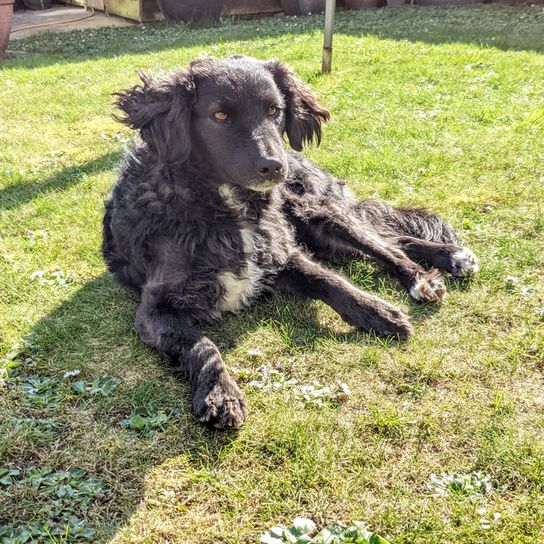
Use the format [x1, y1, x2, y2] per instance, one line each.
[9, 260, 474, 538]
[8, 270, 407, 539]
[0, 151, 121, 211]
[4, 6, 544, 72]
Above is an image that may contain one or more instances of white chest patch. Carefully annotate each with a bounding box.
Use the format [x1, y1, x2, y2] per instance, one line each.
[218, 228, 264, 312]
[217, 198, 265, 313]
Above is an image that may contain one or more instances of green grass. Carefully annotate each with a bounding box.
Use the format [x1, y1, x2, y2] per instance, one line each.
[1, 5, 544, 543]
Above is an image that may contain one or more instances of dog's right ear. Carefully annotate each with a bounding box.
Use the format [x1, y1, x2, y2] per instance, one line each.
[113, 71, 195, 163]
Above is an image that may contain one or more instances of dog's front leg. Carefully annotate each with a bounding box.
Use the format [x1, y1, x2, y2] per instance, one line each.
[275, 253, 412, 338]
[134, 284, 246, 429]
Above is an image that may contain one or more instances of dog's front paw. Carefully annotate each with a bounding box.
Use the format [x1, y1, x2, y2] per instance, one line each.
[376, 303, 413, 338]
[193, 372, 247, 430]
[359, 297, 413, 338]
[449, 247, 479, 277]
[410, 270, 446, 303]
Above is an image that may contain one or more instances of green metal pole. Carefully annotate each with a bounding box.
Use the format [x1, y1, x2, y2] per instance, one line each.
[322, 0, 336, 73]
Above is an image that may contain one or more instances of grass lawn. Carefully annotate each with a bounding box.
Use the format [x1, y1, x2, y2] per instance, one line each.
[1, 5, 543, 543]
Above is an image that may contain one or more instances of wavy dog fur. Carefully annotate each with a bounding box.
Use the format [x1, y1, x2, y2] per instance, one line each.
[103, 56, 478, 429]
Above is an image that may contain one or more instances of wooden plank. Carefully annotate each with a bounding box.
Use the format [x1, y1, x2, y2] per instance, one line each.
[69, 0, 106, 10]
[104, 0, 161, 21]
[105, 0, 142, 21]
[223, 0, 282, 15]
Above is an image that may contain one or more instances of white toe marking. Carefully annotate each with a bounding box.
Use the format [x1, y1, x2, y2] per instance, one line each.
[410, 275, 446, 302]
[410, 278, 428, 301]
[452, 248, 479, 276]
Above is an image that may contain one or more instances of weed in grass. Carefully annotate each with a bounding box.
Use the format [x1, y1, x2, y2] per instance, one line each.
[0, 468, 20, 487]
[261, 518, 390, 544]
[241, 366, 350, 406]
[11, 417, 63, 438]
[245, 365, 298, 391]
[0, 467, 105, 542]
[21, 467, 107, 517]
[291, 381, 351, 407]
[0, 359, 26, 385]
[478, 508, 502, 531]
[29, 270, 74, 287]
[428, 471, 494, 497]
[120, 406, 179, 437]
[0, 516, 95, 543]
[21, 376, 63, 409]
[70, 376, 119, 397]
[0, 352, 35, 386]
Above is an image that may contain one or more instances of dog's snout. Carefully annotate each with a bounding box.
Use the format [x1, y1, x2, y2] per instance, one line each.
[256, 157, 284, 181]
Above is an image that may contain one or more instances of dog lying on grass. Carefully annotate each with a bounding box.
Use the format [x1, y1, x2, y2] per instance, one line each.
[102, 55, 478, 429]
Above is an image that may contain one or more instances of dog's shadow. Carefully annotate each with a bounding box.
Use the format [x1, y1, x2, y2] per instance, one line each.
[9, 267, 459, 540]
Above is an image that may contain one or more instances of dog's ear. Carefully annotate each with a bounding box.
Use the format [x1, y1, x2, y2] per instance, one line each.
[264, 61, 330, 151]
[113, 71, 194, 163]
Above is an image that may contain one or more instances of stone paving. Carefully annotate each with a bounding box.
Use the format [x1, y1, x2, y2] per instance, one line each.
[10, 4, 134, 40]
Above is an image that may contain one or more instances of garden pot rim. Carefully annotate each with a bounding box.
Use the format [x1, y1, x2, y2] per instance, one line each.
[0, 0, 15, 5]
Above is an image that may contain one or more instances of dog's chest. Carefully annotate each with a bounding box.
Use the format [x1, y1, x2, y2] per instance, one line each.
[217, 227, 265, 313]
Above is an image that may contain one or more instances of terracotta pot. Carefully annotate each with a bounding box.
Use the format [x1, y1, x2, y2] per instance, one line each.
[281, 0, 325, 15]
[156, 0, 225, 21]
[0, 0, 14, 60]
[344, 0, 379, 8]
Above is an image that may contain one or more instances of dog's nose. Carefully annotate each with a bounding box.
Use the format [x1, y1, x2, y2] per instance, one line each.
[256, 157, 284, 181]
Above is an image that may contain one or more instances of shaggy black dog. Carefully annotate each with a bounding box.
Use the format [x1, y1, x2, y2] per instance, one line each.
[103, 56, 478, 429]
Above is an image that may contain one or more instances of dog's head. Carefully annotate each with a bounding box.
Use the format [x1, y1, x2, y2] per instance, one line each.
[114, 56, 330, 191]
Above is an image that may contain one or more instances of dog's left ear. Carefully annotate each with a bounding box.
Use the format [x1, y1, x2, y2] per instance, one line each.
[113, 71, 195, 163]
[264, 61, 330, 151]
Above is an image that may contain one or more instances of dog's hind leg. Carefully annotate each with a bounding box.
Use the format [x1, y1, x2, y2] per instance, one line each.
[275, 253, 413, 337]
[354, 202, 479, 277]
[134, 282, 247, 430]
[394, 236, 479, 277]
[286, 202, 447, 303]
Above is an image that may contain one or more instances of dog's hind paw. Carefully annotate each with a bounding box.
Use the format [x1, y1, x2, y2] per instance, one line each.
[410, 271, 446, 303]
[193, 373, 247, 430]
[449, 247, 479, 277]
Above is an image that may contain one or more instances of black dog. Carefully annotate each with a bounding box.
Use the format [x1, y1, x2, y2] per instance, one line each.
[103, 56, 478, 429]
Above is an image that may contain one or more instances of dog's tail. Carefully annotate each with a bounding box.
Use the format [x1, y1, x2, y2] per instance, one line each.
[393, 206, 459, 244]
[357, 200, 459, 245]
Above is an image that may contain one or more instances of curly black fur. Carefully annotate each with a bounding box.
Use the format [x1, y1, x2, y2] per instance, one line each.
[103, 56, 478, 429]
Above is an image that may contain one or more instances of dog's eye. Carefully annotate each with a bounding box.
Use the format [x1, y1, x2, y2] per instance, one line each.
[268, 105, 280, 116]
[212, 111, 228, 122]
